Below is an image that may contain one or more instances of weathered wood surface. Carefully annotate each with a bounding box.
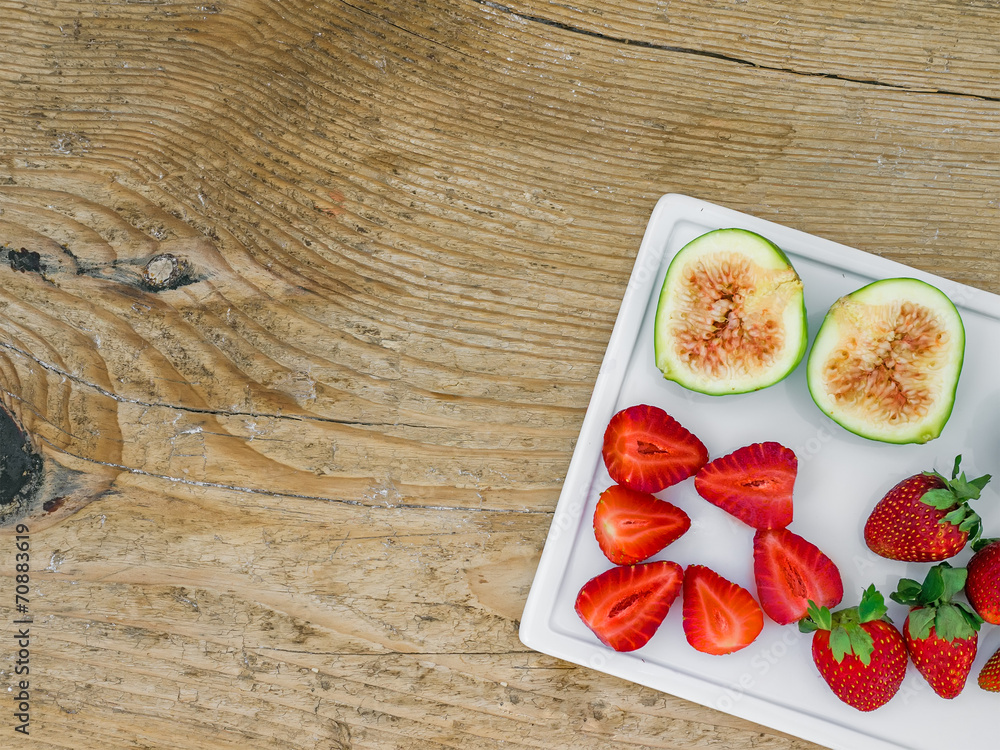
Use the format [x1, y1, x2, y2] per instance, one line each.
[0, 0, 998, 748]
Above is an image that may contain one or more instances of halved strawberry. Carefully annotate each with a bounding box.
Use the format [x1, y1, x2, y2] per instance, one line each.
[594, 485, 691, 565]
[575, 560, 683, 652]
[602, 404, 708, 493]
[694, 441, 797, 529]
[753, 527, 844, 625]
[682, 565, 764, 655]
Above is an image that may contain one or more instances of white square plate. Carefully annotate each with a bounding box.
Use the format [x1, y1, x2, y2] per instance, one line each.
[519, 194, 1000, 750]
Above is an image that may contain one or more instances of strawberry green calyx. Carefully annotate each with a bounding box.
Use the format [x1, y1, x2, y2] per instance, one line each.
[921, 455, 991, 546]
[890, 562, 983, 641]
[799, 585, 888, 666]
[971, 537, 1000, 554]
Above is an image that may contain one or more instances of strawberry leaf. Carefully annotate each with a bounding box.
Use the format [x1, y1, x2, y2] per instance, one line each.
[959, 603, 985, 632]
[846, 625, 875, 666]
[907, 606, 937, 640]
[935, 603, 967, 642]
[890, 578, 923, 606]
[943, 506, 970, 525]
[800, 599, 832, 632]
[948, 475, 981, 501]
[815, 587, 884, 666]
[921, 566, 946, 602]
[923, 459, 990, 531]
[933, 602, 983, 642]
[939, 565, 967, 601]
[958, 510, 983, 542]
[857, 585, 887, 623]
[829, 627, 852, 662]
[973, 537, 1000, 553]
[897, 564, 982, 642]
[970, 474, 992, 492]
[922, 488, 958, 510]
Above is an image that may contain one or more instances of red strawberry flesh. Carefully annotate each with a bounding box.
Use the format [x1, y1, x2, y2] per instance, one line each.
[682, 565, 763, 655]
[695, 441, 797, 529]
[593, 485, 691, 565]
[575, 560, 683, 652]
[753, 528, 844, 625]
[602, 404, 708, 493]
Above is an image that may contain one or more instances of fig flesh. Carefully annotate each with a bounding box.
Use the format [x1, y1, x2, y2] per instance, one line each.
[806, 277, 965, 444]
[653, 228, 808, 395]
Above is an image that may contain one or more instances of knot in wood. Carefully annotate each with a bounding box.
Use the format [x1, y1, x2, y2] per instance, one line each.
[0, 404, 40, 512]
[143, 253, 189, 290]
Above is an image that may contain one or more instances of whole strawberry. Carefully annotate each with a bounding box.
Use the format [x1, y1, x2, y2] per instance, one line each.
[890, 563, 983, 699]
[966, 538, 1000, 625]
[978, 645, 1000, 692]
[799, 586, 908, 712]
[864, 456, 991, 562]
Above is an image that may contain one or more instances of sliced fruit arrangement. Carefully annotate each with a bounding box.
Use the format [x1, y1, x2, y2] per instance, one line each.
[577, 401, 999, 714]
[753, 527, 844, 625]
[574, 560, 684, 652]
[978, 646, 1000, 692]
[682, 565, 764, 655]
[864, 456, 991, 562]
[966, 538, 1000, 625]
[602, 404, 708, 493]
[806, 277, 965, 444]
[695, 441, 797, 529]
[653, 228, 808, 395]
[799, 586, 908, 712]
[890, 563, 983, 699]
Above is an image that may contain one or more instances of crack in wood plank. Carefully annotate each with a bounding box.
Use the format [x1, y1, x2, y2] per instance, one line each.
[0, 339, 440, 431]
[32, 431, 553, 514]
[475, 0, 1000, 103]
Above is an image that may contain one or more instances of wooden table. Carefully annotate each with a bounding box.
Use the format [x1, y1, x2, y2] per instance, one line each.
[1, 2, 998, 748]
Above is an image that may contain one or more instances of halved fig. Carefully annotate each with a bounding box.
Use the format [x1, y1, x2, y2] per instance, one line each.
[653, 228, 808, 395]
[806, 277, 965, 444]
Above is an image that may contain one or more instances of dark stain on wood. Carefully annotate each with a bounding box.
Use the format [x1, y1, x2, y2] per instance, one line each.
[6, 246, 44, 275]
[43, 495, 67, 513]
[0, 404, 40, 509]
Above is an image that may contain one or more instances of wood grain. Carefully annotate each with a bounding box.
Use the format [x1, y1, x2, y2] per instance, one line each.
[503, 0, 1000, 97]
[1, 0, 998, 747]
